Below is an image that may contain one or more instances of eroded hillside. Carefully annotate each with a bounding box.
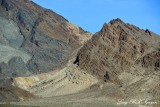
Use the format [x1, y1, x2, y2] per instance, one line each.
[0, 0, 91, 101]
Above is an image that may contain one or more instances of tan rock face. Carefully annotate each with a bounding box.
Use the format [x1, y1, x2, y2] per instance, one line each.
[65, 22, 92, 44]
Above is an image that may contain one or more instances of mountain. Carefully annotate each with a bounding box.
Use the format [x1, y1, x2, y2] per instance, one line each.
[77, 18, 160, 105]
[78, 18, 160, 80]
[0, 0, 91, 101]
[0, 0, 160, 107]
[0, 0, 91, 78]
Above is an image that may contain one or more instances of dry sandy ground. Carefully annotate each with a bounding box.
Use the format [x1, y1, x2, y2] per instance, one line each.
[12, 81, 155, 107]
[12, 61, 159, 107]
[12, 91, 150, 107]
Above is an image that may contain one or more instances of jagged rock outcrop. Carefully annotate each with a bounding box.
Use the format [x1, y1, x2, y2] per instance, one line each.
[77, 18, 160, 104]
[78, 18, 160, 81]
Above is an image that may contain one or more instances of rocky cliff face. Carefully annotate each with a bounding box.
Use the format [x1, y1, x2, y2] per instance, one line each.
[77, 18, 160, 103]
[78, 18, 160, 81]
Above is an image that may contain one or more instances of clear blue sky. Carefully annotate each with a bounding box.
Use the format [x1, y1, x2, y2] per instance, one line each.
[32, 0, 160, 35]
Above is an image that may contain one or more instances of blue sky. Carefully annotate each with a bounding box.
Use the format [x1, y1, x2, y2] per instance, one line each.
[32, 0, 160, 35]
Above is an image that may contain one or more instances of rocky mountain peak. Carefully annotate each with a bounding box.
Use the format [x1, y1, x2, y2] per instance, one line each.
[76, 18, 160, 103]
[78, 18, 160, 81]
[109, 18, 124, 24]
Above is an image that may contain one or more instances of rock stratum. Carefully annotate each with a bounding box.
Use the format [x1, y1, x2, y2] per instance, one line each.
[0, 0, 160, 107]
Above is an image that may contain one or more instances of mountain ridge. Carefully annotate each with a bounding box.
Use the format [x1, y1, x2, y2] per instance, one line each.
[0, 0, 160, 107]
